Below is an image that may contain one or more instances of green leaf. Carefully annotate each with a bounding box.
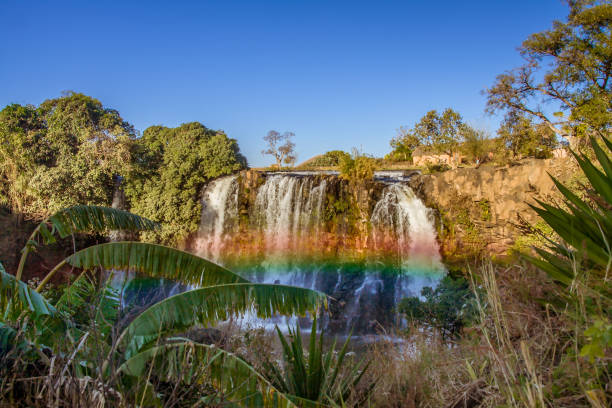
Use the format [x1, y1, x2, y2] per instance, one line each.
[47, 205, 158, 240]
[266, 318, 372, 406]
[572, 150, 612, 206]
[0, 262, 55, 317]
[121, 283, 326, 356]
[64, 241, 248, 286]
[591, 137, 612, 179]
[119, 341, 298, 408]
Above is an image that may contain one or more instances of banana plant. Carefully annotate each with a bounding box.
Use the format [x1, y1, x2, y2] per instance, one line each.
[1, 205, 327, 406]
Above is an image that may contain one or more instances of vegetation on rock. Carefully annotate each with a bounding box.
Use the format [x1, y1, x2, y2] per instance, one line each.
[339, 150, 377, 181]
[399, 276, 480, 340]
[303, 150, 352, 168]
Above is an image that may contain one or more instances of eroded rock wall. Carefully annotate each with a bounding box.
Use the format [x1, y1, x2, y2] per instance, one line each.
[409, 158, 574, 257]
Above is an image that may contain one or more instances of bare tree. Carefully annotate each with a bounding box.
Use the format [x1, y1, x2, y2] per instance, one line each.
[262, 130, 296, 168]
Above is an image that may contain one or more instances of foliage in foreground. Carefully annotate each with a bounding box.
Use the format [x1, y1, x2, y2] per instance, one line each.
[462, 137, 612, 407]
[263, 318, 373, 407]
[526, 136, 612, 368]
[0, 205, 326, 407]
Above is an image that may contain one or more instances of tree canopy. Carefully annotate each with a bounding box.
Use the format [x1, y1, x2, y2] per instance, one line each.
[0, 92, 134, 219]
[124, 122, 247, 245]
[0, 93, 248, 246]
[389, 108, 469, 161]
[486, 0, 612, 143]
[497, 112, 557, 159]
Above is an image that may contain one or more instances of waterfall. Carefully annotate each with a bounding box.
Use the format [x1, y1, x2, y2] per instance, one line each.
[371, 184, 444, 302]
[196, 172, 445, 333]
[254, 175, 327, 254]
[196, 175, 238, 261]
[371, 184, 442, 270]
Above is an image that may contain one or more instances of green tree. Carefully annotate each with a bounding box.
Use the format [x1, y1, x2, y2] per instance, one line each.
[0, 93, 134, 218]
[392, 108, 467, 160]
[497, 112, 557, 159]
[461, 126, 492, 164]
[485, 0, 612, 143]
[387, 126, 421, 162]
[124, 122, 247, 245]
[0, 104, 46, 218]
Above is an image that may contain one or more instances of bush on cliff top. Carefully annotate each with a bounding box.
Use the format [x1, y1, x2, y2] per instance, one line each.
[124, 123, 247, 246]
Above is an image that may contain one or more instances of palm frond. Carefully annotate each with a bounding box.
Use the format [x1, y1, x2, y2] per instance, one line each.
[55, 271, 120, 340]
[63, 241, 248, 286]
[47, 205, 158, 241]
[0, 322, 19, 358]
[121, 283, 326, 356]
[118, 341, 298, 407]
[0, 262, 55, 317]
[18, 206, 158, 281]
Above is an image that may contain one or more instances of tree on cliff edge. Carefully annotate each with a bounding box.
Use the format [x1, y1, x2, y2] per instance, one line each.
[390, 108, 468, 164]
[485, 0, 612, 144]
[262, 130, 297, 168]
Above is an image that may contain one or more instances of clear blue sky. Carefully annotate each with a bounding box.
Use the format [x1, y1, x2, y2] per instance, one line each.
[0, 0, 567, 167]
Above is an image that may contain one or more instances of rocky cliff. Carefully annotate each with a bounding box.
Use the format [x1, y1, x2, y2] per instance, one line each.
[409, 158, 574, 258]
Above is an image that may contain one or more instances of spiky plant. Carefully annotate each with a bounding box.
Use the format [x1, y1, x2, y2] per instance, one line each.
[0, 205, 327, 407]
[525, 136, 612, 401]
[263, 318, 373, 407]
[526, 137, 611, 307]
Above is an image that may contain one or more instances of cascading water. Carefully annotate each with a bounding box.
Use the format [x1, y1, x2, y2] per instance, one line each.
[194, 172, 445, 333]
[196, 175, 238, 262]
[371, 184, 444, 303]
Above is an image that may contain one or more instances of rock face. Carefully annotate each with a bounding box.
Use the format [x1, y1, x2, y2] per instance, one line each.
[409, 158, 573, 257]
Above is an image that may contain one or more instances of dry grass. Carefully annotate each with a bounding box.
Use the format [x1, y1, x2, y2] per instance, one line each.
[356, 260, 608, 408]
[1, 260, 608, 407]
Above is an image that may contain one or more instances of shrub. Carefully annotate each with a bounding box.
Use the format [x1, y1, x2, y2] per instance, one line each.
[307, 150, 351, 167]
[398, 276, 480, 340]
[124, 123, 247, 245]
[339, 152, 377, 181]
[425, 162, 451, 173]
